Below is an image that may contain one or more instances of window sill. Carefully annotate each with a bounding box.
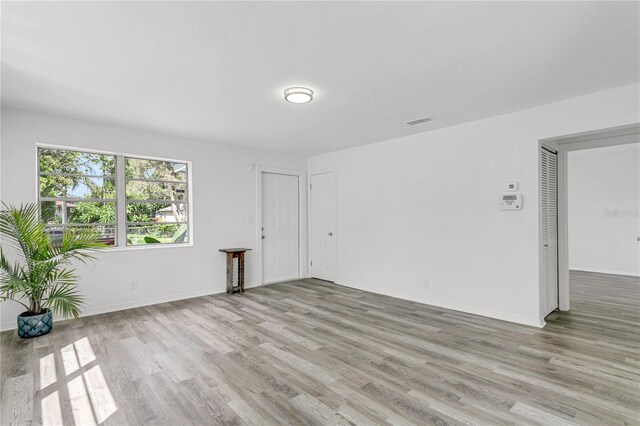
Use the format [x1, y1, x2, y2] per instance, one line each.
[98, 242, 194, 253]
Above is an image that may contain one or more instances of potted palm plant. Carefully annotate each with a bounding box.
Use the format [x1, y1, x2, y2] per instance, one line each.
[0, 203, 105, 338]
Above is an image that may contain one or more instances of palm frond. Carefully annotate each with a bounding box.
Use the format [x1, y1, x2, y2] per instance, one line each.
[44, 226, 106, 264]
[43, 284, 85, 318]
[0, 202, 48, 262]
[0, 249, 33, 309]
[0, 277, 31, 299]
[0, 248, 27, 281]
[47, 268, 79, 288]
[0, 248, 29, 291]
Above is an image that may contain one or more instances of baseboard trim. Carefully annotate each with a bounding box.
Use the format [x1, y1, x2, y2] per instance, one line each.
[569, 268, 640, 278]
[1, 282, 261, 332]
[244, 281, 261, 289]
[337, 280, 544, 328]
[262, 277, 302, 285]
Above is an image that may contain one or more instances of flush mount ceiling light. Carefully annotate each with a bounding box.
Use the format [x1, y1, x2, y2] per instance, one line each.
[284, 87, 313, 104]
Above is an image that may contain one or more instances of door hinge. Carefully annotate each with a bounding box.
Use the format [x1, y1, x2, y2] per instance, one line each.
[309, 184, 312, 190]
[310, 260, 313, 266]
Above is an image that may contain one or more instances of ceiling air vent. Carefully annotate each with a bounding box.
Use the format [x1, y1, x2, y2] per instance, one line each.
[405, 116, 435, 126]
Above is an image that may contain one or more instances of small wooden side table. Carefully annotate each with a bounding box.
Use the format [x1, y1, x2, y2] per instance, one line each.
[219, 248, 252, 294]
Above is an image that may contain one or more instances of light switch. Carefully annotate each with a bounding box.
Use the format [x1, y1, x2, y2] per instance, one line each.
[247, 215, 255, 224]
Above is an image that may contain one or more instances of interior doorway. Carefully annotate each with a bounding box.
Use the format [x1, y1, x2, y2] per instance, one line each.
[568, 144, 639, 277]
[539, 123, 640, 317]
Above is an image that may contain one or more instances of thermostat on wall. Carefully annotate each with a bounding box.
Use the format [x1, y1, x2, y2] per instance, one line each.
[500, 193, 522, 210]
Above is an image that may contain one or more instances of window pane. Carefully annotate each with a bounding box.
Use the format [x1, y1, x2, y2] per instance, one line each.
[39, 148, 115, 176]
[126, 223, 188, 245]
[41, 201, 116, 225]
[40, 176, 116, 199]
[125, 158, 187, 182]
[41, 202, 62, 224]
[126, 181, 187, 201]
[45, 224, 116, 246]
[126, 203, 187, 223]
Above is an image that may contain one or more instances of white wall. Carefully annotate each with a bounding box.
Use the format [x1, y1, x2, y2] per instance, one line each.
[2, 85, 638, 331]
[0, 108, 306, 330]
[568, 143, 640, 276]
[308, 83, 639, 327]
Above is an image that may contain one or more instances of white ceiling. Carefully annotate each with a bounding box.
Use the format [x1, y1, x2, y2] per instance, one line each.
[2, 1, 638, 155]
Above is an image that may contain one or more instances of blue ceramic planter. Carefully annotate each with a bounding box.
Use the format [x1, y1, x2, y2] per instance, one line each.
[17, 309, 53, 338]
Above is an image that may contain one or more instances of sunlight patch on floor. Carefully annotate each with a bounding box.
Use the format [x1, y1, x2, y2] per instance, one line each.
[39, 337, 117, 425]
[60, 343, 80, 376]
[74, 337, 97, 367]
[83, 365, 117, 424]
[41, 391, 63, 426]
[68, 375, 97, 426]
[40, 353, 57, 390]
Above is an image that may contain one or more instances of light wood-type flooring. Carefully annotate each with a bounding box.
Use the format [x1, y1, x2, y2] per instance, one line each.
[1, 271, 639, 425]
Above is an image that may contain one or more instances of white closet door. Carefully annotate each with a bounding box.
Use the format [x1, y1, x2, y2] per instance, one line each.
[541, 147, 559, 316]
[262, 173, 299, 283]
[310, 171, 336, 282]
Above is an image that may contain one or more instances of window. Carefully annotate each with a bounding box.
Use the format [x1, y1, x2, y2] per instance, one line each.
[39, 148, 117, 245]
[125, 157, 189, 246]
[38, 147, 191, 247]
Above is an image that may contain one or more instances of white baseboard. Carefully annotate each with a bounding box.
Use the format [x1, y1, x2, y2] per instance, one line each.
[569, 267, 640, 278]
[262, 277, 303, 286]
[338, 280, 545, 328]
[1, 281, 261, 332]
[244, 281, 261, 289]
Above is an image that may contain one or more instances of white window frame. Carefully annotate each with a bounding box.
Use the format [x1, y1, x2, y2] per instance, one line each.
[36, 144, 194, 251]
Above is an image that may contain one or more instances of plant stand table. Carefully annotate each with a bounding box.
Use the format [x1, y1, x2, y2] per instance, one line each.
[219, 248, 252, 294]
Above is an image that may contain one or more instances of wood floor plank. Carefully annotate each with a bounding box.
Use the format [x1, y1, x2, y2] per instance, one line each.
[1, 373, 33, 426]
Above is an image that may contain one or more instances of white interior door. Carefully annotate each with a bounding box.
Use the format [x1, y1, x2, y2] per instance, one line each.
[262, 173, 299, 283]
[310, 171, 336, 281]
[541, 147, 559, 316]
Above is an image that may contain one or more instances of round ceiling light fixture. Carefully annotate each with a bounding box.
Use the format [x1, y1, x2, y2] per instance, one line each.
[284, 87, 313, 104]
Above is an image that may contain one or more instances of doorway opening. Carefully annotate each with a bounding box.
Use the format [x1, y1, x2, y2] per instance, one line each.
[539, 123, 639, 322]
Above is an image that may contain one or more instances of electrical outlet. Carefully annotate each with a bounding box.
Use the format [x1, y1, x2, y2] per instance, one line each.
[423, 278, 429, 287]
[129, 281, 137, 290]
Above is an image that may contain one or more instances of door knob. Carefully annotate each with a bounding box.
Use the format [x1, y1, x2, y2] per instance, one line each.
[328, 232, 333, 236]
